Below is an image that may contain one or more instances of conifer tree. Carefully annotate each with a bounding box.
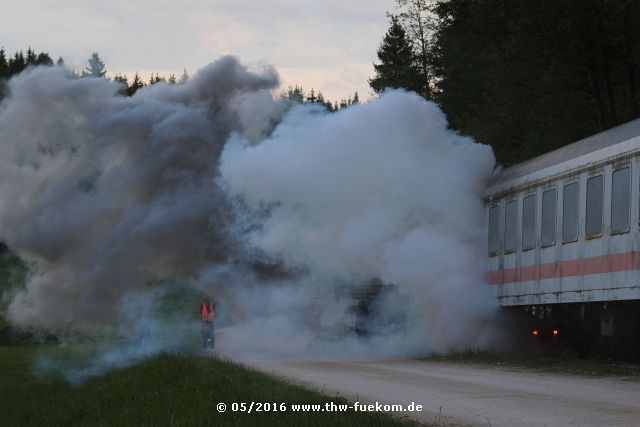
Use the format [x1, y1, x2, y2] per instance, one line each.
[26, 47, 37, 65]
[0, 48, 7, 78]
[179, 69, 189, 84]
[307, 88, 317, 103]
[113, 74, 128, 95]
[285, 85, 305, 103]
[83, 52, 106, 78]
[8, 52, 25, 75]
[35, 53, 53, 66]
[148, 73, 165, 85]
[127, 72, 144, 96]
[369, 15, 421, 94]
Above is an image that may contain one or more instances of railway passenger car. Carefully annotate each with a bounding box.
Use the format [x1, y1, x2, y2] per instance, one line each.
[485, 118, 640, 355]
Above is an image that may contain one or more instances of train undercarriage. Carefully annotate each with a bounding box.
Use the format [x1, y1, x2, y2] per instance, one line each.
[508, 301, 640, 359]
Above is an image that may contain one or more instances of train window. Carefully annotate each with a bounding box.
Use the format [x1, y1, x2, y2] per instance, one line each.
[488, 204, 500, 255]
[586, 175, 604, 238]
[562, 182, 579, 242]
[611, 167, 630, 234]
[504, 200, 518, 253]
[522, 194, 536, 250]
[541, 189, 556, 247]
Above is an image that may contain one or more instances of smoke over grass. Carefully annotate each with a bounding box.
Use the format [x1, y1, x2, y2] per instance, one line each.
[0, 56, 278, 329]
[0, 57, 497, 380]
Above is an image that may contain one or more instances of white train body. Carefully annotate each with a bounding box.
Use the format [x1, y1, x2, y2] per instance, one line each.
[485, 119, 640, 308]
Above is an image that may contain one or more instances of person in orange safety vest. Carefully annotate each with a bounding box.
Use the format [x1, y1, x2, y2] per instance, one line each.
[200, 296, 215, 350]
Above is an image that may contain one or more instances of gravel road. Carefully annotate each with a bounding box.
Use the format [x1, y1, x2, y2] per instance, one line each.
[244, 358, 640, 426]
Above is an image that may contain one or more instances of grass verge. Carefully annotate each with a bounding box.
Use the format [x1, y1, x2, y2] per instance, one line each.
[424, 350, 640, 378]
[0, 346, 422, 427]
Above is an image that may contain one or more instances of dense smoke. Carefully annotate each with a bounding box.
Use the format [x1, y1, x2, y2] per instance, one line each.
[0, 57, 497, 380]
[0, 57, 278, 329]
[219, 91, 497, 357]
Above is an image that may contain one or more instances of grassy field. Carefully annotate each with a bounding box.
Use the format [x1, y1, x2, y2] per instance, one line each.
[424, 350, 640, 378]
[0, 346, 422, 427]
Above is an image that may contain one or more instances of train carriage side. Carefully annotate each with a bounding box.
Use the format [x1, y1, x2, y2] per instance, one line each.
[485, 119, 640, 355]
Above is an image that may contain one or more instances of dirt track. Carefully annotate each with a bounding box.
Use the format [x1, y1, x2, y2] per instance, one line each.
[244, 358, 640, 426]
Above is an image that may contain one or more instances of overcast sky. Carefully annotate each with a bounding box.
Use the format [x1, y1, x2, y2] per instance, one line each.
[1, 0, 395, 100]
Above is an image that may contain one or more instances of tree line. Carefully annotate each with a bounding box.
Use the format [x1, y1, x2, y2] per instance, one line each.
[0, 49, 358, 112]
[0, 49, 192, 98]
[0, 47, 57, 98]
[0, 47, 55, 78]
[283, 85, 360, 112]
[369, 0, 640, 166]
[8, 1, 639, 168]
[88, 53, 360, 108]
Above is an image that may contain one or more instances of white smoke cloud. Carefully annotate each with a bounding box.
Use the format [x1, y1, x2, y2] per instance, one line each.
[219, 90, 497, 356]
[0, 58, 498, 380]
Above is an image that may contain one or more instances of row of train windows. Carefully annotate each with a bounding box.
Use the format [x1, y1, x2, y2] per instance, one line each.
[488, 167, 631, 256]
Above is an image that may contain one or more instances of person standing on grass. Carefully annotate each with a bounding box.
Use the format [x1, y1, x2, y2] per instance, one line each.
[199, 296, 215, 350]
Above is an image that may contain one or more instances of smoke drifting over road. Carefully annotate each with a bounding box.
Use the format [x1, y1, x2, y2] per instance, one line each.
[0, 57, 497, 380]
[220, 90, 497, 357]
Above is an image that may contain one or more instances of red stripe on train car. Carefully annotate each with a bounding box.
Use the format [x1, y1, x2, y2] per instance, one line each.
[486, 250, 640, 285]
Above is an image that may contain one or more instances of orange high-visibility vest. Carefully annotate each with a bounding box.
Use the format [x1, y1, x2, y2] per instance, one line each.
[200, 303, 215, 322]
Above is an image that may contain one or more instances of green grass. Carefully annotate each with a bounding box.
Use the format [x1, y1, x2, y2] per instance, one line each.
[0, 250, 29, 344]
[424, 350, 640, 378]
[0, 250, 27, 295]
[0, 346, 421, 427]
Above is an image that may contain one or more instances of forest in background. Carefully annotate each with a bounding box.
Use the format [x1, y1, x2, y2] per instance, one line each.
[2, 1, 640, 166]
[0, 50, 360, 111]
[371, 0, 640, 166]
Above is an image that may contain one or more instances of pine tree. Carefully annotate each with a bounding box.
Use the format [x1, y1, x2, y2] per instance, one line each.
[35, 52, 53, 66]
[127, 72, 144, 96]
[352, 92, 360, 104]
[168, 73, 177, 84]
[179, 69, 189, 84]
[369, 15, 421, 94]
[307, 88, 317, 103]
[8, 52, 25, 75]
[0, 48, 6, 100]
[0, 48, 7, 78]
[113, 74, 129, 95]
[83, 52, 106, 78]
[56, 57, 65, 67]
[315, 91, 333, 111]
[148, 73, 165, 85]
[285, 85, 305, 103]
[26, 47, 37, 65]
